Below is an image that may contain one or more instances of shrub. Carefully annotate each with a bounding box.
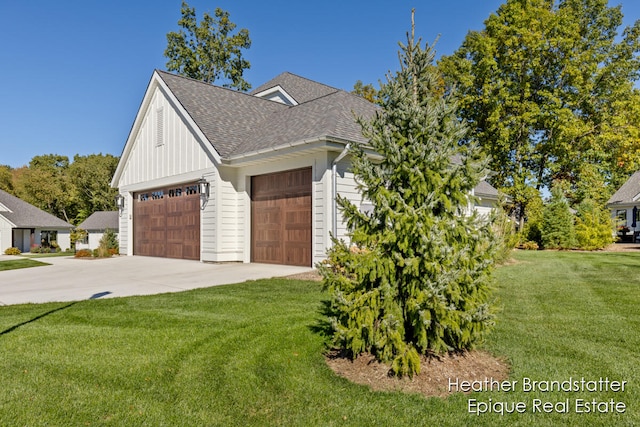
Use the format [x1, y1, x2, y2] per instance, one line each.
[94, 246, 112, 258]
[575, 198, 616, 250]
[100, 229, 119, 252]
[75, 249, 93, 258]
[522, 194, 544, 246]
[30, 245, 51, 254]
[520, 241, 539, 250]
[4, 247, 21, 255]
[493, 201, 519, 263]
[541, 184, 576, 249]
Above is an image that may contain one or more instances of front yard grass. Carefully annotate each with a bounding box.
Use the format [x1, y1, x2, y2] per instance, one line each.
[0, 250, 638, 426]
[0, 258, 49, 271]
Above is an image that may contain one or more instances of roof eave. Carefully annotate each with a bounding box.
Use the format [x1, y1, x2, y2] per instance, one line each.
[221, 136, 352, 166]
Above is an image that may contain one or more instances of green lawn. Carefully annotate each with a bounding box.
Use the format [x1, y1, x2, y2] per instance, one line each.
[0, 258, 49, 271]
[0, 251, 638, 426]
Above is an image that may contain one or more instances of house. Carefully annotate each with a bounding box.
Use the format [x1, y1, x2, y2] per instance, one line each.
[75, 211, 119, 251]
[607, 170, 640, 242]
[111, 70, 500, 266]
[0, 189, 73, 253]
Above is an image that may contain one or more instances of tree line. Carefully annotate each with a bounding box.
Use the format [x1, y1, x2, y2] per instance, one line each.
[0, 154, 119, 226]
[353, 0, 640, 233]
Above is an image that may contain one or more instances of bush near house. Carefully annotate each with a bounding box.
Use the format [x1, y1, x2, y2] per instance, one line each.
[99, 228, 119, 256]
[74, 249, 93, 258]
[4, 247, 21, 255]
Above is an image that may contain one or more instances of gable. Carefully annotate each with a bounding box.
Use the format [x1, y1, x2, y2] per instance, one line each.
[608, 170, 640, 205]
[113, 73, 219, 188]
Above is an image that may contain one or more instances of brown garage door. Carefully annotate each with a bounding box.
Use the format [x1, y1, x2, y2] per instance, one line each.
[251, 168, 312, 266]
[133, 183, 200, 260]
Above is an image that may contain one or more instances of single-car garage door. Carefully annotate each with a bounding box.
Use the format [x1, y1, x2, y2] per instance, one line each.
[133, 183, 200, 260]
[251, 168, 312, 267]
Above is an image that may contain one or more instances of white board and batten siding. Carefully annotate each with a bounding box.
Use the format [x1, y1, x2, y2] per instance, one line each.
[334, 157, 364, 242]
[115, 84, 219, 258]
[201, 167, 243, 263]
[116, 87, 216, 188]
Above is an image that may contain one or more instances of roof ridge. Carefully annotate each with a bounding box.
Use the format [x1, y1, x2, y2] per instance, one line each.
[156, 69, 280, 104]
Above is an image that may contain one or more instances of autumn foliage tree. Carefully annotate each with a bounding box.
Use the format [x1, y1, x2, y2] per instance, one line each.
[320, 15, 497, 376]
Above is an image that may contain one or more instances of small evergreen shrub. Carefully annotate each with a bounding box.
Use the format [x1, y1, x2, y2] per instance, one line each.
[4, 247, 21, 255]
[541, 184, 576, 249]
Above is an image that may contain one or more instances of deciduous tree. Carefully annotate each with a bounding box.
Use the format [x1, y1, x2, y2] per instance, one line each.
[440, 0, 640, 222]
[14, 154, 76, 223]
[165, 1, 251, 91]
[68, 154, 119, 223]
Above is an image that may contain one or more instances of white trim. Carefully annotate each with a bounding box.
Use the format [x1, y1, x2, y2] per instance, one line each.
[111, 71, 222, 187]
[252, 85, 298, 106]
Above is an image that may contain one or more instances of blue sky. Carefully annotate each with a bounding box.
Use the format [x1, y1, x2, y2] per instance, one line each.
[1, 0, 639, 168]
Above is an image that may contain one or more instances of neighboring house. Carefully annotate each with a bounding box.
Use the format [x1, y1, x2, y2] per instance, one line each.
[76, 211, 119, 251]
[607, 170, 640, 242]
[0, 189, 73, 253]
[111, 70, 500, 266]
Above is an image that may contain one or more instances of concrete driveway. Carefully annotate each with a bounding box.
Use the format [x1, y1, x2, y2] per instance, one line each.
[0, 255, 313, 306]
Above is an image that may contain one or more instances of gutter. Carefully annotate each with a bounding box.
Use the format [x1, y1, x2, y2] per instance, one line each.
[331, 144, 351, 237]
[222, 135, 356, 165]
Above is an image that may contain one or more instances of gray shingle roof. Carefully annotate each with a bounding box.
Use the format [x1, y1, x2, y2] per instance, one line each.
[77, 211, 119, 231]
[250, 72, 340, 104]
[157, 71, 286, 158]
[238, 89, 378, 154]
[0, 189, 73, 228]
[608, 170, 640, 205]
[474, 180, 500, 199]
[157, 70, 378, 158]
[156, 70, 499, 197]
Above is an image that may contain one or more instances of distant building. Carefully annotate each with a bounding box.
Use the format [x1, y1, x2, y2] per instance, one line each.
[0, 189, 73, 253]
[76, 211, 119, 250]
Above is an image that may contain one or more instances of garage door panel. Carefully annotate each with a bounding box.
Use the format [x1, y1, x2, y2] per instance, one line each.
[251, 168, 312, 267]
[134, 183, 200, 261]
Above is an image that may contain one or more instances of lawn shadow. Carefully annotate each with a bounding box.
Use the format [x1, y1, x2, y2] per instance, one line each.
[89, 291, 112, 300]
[0, 302, 78, 336]
[308, 299, 335, 340]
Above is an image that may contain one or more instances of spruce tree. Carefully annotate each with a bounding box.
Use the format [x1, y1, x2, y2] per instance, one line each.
[541, 184, 576, 249]
[319, 14, 498, 376]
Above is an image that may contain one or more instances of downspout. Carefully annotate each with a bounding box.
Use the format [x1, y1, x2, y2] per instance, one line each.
[332, 144, 351, 238]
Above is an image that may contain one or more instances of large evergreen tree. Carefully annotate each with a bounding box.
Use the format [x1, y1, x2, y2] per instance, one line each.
[320, 14, 497, 376]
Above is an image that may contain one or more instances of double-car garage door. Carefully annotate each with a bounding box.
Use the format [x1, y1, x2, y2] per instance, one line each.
[133, 183, 200, 260]
[132, 168, 312, 266]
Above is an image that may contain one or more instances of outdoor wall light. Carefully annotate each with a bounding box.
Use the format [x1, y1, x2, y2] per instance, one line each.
[198, 178, 210, 209]
[115, 194, 125, 216]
